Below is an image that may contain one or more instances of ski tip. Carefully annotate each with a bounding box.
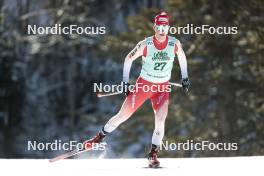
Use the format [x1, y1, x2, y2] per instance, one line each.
[49, 158, 59, 163]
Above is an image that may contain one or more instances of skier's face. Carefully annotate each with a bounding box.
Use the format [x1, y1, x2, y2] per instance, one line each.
[154, 24, 170, 36]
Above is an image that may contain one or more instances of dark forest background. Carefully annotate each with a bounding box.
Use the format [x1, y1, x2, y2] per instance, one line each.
[0, 0, 263, 158]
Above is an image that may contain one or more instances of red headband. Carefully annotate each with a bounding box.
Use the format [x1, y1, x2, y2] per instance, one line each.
[154, 12, 169, 25]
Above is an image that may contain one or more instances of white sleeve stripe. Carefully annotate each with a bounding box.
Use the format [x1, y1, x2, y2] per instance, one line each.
[122, 58, 133, 82]
[177, 44, 188, 79]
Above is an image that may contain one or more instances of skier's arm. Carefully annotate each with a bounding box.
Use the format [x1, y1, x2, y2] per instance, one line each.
[175, 40, 188, 79]
[175, 40, 190, 93]
[122, 40, 146, 82]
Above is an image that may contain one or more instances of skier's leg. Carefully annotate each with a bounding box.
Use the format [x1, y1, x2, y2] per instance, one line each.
[102, 77, 154, 134]
[151, 92, 169, 146]
[85, 78, 150, 147]
[103, 84, 149, 133]
[84, 90, 148, 148]
[151, 100, 169, 146]
[148, 92, 169, 167]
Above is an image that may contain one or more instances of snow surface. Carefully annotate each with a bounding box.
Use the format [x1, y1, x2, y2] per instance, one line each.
[1, 157, 263, 176]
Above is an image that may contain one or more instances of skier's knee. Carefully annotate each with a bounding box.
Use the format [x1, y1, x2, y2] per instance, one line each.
[155, 102, 168, 121]
[155, 110, 167, 122]
[117, 108, 133, 120]
[115, 111, 129, 124]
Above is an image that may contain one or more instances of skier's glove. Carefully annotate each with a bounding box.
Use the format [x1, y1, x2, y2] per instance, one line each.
[181, 78, 190, 93]
[121, 81, 130, 97]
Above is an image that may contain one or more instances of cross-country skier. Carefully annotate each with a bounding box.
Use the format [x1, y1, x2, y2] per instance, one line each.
[85, 12, 190, 168]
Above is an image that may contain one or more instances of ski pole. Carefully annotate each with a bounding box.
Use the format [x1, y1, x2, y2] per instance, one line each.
[97, 82, 182, 98]
[169, 82, 182, 87]
[97, 91, 123, 98]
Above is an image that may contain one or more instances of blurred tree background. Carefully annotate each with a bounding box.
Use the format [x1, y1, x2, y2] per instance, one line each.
[0, 0, 263, 158]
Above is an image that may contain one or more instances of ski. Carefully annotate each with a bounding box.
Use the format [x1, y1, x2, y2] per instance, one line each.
[49, 134, 105, 163]
[49, 140, 95, 163]
[49, 147, 90, 163]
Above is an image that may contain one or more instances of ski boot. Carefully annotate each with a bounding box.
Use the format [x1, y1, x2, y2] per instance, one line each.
[83, 132, 106, 150]
[148, 146, 160, 168]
